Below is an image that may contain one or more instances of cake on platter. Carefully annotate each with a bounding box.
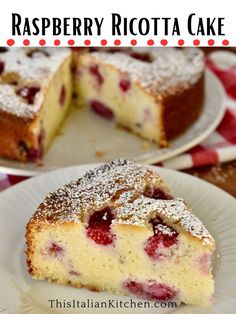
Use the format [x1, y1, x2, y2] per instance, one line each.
[26, 159, 215, 306]
[0, 47, 205, 162]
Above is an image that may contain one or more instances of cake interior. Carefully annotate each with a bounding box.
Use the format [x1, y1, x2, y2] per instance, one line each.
[26, 160, 215, 306]
[76, 53, 164, 144]
[27, 181, 214, 307]
[0, 48, 204, 161]
[24, 56, 72, 161]
[0, 49, 72, 161]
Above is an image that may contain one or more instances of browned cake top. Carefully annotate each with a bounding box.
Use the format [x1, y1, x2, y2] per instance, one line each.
[89, 47, 204, 95]
[31, 159, 214, 246]
[0, 48, 71, 119]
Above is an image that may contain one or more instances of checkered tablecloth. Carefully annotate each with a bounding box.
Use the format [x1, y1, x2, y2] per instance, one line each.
[160, 50, 236, 169]
[1, 50, 236, 191]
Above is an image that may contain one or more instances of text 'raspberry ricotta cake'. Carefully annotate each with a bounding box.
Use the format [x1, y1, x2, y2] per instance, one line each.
[26, 159, 215, 306]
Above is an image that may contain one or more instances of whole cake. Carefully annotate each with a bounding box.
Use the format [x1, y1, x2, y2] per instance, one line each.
[0, 47, 205, 162]
[26, 159, 215, 306]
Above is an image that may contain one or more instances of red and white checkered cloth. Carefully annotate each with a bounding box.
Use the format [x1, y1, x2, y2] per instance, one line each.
[0, 50, 236, 191]
[160, 50, 236, 170]
[0, 173, 28, 191]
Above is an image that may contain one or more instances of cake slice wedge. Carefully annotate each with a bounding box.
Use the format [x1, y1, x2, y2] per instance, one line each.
[26, 159, 215, 306]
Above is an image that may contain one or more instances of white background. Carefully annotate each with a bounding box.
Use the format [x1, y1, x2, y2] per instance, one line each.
[0, 0, 234, 46]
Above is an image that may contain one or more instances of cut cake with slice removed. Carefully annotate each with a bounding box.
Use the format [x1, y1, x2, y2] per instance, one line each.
[25, 159, 215, 306]
[0, 47, 204, 162]
[0, 48, 72, 162]
[75, 48, 205, 146]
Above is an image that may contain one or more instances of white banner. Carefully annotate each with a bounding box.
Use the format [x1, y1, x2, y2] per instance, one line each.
[0, 0, 234, 47]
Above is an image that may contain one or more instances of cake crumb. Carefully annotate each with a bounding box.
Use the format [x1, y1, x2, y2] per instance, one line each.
[95, 150, 105, 158]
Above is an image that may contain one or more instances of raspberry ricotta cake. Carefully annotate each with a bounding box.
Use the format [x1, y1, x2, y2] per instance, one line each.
[0, 47, 204, 162]
[26, 159, 215, 306]
[0, 48, 72, 161]
[75, 48, 204, 146]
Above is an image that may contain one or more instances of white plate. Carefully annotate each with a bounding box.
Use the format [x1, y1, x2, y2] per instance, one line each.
[0, 164, 236, 313]
[0, 70, 225, 176]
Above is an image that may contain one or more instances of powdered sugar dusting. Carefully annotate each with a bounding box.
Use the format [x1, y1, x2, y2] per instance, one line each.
[31, 159, 214, 246]
[0, 48, 71, 118]
[34, 159, 163, 222]
[0, 47, 204, 118]
[115, 196, 213, 245]
[0, 84, 43, 118]
[91, 48, 204, 95]
[153, 222, 176, 236]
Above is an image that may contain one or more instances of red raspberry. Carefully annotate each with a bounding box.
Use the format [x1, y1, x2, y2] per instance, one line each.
[119, 79, 131, 92]
[27, 127, 44, 161]
[124, 279, 177, 301]
[89, 64, 104, 86]
[26, 148, 42, 161]
[16, 86, 40, 104]
[144, 187, 172, 200]
[48, 242, 64, 257]
[59, 85, 66, 106]
[86, 207, 115, 245]
[144, 218, 178, 260]
[90, 100, 114, 119]
[19, 126, 45, 161]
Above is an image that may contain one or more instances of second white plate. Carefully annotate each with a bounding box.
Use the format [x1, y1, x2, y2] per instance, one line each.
[0, 70, 225, 176]
[0, 164, 236, 313]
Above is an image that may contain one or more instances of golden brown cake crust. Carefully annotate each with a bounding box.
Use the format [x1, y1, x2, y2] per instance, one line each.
[1, 48, 205, 161]
[26, 159, 215, 248]
[0, 109, 38, 161]
[78, 48, 205, 147]
[0, 48, 71, 161]
[162, 74, 204, 141]
[91, 48, 204, 96]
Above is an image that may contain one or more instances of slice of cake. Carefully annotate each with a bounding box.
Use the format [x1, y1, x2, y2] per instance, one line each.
[75, 48, 204, 146]
[0, 48, 72, 162]
[26, 159, 215, 306]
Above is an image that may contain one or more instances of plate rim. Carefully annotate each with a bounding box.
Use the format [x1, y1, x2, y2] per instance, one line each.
[0, 70, 226, 176]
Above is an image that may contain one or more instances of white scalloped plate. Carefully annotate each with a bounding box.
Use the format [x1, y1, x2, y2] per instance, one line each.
[0, 164, 236, 313]
[0, 70, 225, 176]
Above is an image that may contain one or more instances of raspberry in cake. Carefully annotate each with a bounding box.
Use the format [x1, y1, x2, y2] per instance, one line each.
[75, 48, 205, 146]
[0, 47, 204, 162]
[26, 159, 215, 306]
[0, 48, 72, 161]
